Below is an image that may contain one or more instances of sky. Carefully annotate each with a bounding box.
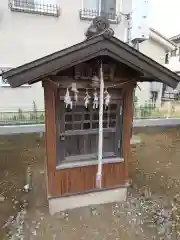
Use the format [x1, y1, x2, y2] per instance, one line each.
[150, 0, 180, 38]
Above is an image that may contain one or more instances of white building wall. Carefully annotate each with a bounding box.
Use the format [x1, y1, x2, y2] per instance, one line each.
[0, 82, 44, 112]
[0, 0, 132, 111]
[136, 39, 170, 106]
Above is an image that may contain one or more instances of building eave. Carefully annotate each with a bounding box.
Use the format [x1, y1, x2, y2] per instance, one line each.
[2, 32, 180, 89]
[150, 28, 177, 51]
[170, 34, 180, 43]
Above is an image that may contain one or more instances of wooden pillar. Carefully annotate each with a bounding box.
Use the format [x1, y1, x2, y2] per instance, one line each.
[43, 80, 58, 196]
[123, 84, 134, 184]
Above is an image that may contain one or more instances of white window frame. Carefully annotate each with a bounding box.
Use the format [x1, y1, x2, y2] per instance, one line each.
[0, 67, 30, 87]
[81, 0, 122, 22]
[10, 0, 37, 12]
[10, 0, 59, 16]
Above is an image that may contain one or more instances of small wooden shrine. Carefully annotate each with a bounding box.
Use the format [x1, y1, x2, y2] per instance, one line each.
[3, 17, 180, 214]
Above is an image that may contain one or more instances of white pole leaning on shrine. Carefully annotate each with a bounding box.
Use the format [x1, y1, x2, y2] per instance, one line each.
[96, 62, 104, 189]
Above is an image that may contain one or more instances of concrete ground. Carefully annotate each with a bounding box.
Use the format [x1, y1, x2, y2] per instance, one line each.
[0, 127, 180, 239]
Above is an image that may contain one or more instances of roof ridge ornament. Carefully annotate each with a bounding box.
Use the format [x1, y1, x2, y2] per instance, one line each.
[85, 16, 114, 40]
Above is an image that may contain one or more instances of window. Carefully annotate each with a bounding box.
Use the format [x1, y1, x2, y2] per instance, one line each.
[150, 91, 158, 103]
[0, 67, 30, 87]
[64, 104, 117, 131]
[80, 0, 120, 23]
[57, 99, 124, 167]
[171, 48, 178, 57]
[150, 82, 161, 93]
[165, 51, 169, 64]
[0, 67, 11, 87]
[162, 84, 176, 100]
[9, 0, 60, 17]
[14, 0, 35, 9]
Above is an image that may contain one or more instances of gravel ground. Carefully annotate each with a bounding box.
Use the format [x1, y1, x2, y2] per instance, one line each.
[1, 127, 180, 239]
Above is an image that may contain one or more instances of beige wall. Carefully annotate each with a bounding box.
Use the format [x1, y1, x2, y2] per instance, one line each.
[136, 39, 168, 106]
[0, 0, 174, 111]
[0, 0, 132, 111]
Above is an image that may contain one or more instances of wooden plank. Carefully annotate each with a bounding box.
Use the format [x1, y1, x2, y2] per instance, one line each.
[43, 80, 58, 195]
[122, 84, 135, 183]
[102, 162, 125, 188]
[50, 161, 125, 197]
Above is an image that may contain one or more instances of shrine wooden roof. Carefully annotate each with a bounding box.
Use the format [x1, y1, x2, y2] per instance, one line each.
[2, 31, 180, 88]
